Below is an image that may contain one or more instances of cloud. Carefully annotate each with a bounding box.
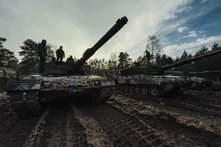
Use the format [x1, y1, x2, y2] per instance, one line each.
[0, 0, 193, 61]
[201, 0, 207, 4]
[184, 31, 198, 38]
[177, 26, 188, 33]
[175, 6, 193, 14]
[163, 35, 221, 57]
[4, 0, 220, 62]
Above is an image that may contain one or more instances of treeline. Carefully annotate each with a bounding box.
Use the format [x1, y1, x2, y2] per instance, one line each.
[0, 37, 18, 69]
[88, 35, 221, 75]
[0, 38, 54, 75]
[0, 35, 221, 76]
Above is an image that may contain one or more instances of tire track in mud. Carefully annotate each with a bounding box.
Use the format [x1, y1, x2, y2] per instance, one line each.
[116, 90, 221, 117]
[116, 90, 221, 133]
[45, 105, 68, 147]
[23, 109, 50, 147]
[46, 104, 110, 147]
[180, 90, 221, 116]
[1, 90, 220, 147]
[66, 105, 89, 147]
[24, 104, 79, 147]
[71, 105, 113, 147]
[123, 89, 221, 135]
[109, 93, 221, 146]
[113, 93, 219, 132]
[165, 96, 221, 117]
[0, 105, 75, 147]
[78, 104, 170, 147]
[25, 104, 110, 147]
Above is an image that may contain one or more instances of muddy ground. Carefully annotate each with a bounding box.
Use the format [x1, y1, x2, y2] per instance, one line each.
[0, 89, 221, 147]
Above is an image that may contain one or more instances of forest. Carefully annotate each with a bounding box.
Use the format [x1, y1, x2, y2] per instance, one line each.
[0, 35, 221, 77]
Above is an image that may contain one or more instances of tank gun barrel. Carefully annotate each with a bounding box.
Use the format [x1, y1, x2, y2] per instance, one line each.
[76, 16, 128, 66]
[162, 47, 221, 71]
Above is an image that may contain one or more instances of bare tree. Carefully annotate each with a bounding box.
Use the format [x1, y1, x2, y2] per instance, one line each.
[107, 53, 118, 75]
[146, 35, 161, 60]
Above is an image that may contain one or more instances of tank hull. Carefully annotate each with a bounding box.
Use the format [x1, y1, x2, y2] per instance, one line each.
[7, 75, 115, 118]
[40, 86, 114, 102]
[116, 74, 211, 96]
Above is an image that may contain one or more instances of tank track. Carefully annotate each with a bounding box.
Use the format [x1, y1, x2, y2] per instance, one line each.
[117, 84, 174, 97]
[9, 91, 42, 118]
[93, 87, 113, 104]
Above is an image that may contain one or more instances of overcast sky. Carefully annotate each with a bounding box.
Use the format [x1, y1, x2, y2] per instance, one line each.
[1, 0, 221, 60]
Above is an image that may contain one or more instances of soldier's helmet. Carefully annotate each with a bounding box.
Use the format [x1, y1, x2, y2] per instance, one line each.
[42, 39, 46, 44]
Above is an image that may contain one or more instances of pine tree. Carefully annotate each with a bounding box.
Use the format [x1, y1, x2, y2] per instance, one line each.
[118, 52, 132, 68]
[19, 39, 54, 74]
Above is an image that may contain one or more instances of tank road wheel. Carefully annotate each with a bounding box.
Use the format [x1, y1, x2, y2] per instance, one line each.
[150, 86, 160, 97]
[141, 87, 148, 95]
[129, 85, 134, 93]
[190, 82, 197, 89]
[150, 83, 173, 97]
[116, 84, 120, 90]
[135, 87, 140, 93]
[93, 88, 113, 104]
[124, 85, 128, 92]
[119, 85, 124, 92]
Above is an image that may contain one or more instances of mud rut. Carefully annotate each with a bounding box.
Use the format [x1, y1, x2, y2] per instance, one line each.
[0, 91, 221, 147]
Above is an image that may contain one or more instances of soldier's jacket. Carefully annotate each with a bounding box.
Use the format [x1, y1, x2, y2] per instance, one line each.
[38, 43, 47, 57]
[56, 49, 65, 58]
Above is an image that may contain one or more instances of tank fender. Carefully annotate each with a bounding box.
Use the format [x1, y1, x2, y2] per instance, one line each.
[7, 81, 41, 92]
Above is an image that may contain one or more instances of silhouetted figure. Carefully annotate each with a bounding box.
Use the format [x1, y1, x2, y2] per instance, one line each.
[51, 57, 56, 62]
[145, 50, 151, 66]
[66, 55, 74, 63]
[48, 57, 56, 69]
[56, 46, 65, 62]
[38, 39, 47, 73]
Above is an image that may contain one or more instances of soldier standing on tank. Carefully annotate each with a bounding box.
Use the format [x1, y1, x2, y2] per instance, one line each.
[66, 55, 74, 63]
[38, 39, 47, 73]
[145, 50, 151, 66]
[56, 46, 65, 62]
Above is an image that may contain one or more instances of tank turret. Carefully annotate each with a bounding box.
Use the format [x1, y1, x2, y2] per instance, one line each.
[119, 47, 221, 76]
[44, 17, 128, 75]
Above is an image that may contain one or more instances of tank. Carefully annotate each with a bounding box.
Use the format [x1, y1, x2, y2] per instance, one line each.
[6, 16, 128, 118]
[116, 48, 221, 96]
